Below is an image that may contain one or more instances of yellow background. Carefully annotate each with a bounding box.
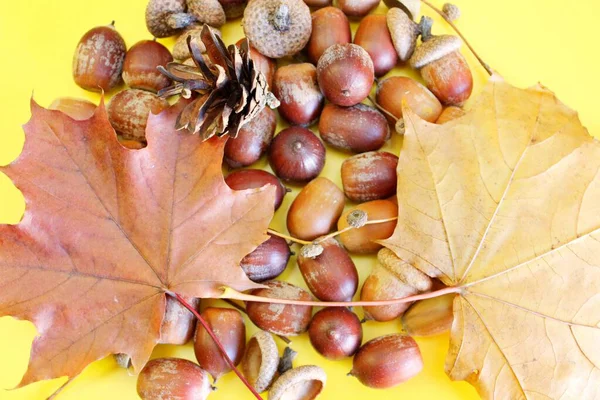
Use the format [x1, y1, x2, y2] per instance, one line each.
[0, 0, 598, 399]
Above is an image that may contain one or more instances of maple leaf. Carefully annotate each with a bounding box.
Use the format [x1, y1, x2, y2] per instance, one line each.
[0, 100, 275, 386]
[383, 75, 600, 399]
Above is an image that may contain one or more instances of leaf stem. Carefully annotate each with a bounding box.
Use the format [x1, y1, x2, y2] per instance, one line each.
[222, 286, 461, 307]
[223, 299, 291, 344]
[172, 293, 262, 400]
[420, 0, 493, 76]
[47, 376, 76, 400]
[315, 217, 398, 243]
[267, 229, 312, 245]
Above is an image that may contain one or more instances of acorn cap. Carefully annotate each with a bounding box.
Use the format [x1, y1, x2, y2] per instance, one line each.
[377, 248, 432, 292]
[442, 3, 461, 21]
[242, 331, 279, 393]
[409, 34, 462, 69]
[145, 0, 187, 38]
[387, 8, 419, 62]
[268, 365, 327, 400]
[187, 0, 226, 27]
[383, 0, 421, 20]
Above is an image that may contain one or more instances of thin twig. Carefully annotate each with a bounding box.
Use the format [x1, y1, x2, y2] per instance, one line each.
[223, 299, 291, 344]
[315, 217, 399, 243]
[172, 293, 262, 400]
[47, 377, 76, 400]
[267, 229, 312, 245]
[222, 286, 462, 307]
[421, 0, 493, 76]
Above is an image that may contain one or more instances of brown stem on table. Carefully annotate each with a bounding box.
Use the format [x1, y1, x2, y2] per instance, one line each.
[172, 293, 262, 400]
[420, 0, 493, 76]
[223, 299, 292, 344]
[222, 286, 462, 307]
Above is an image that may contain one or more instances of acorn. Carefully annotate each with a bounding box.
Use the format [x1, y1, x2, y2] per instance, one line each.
[361, 248, 432, 321]
[123, 39, 173, 92]
[308, 307, 362, 360]
[297, 237, 358, 302]
[337, 0, 380, 18]
[386, 7, 419, 62]
[354, 14, 397, 77]
[239, 233, 292, 282]
[376, 76, 442, 128]
[436, 106, 466, 124]
[106, 89, 169, 141]
[145, 0, 188, 38]
[193, 307, 246, 381]
[269, 365, 326, 400]
[268, 127, 326, 183]
[173, 26, 215, 60]
[287, 177, 345, 241]
[273, 63, 324, 126]
[224, 107, 277, 168]
[72, 22, 126, 92]
[317, 43, 374, 107]
[401, 293, 455, 336]
[246, 280, 313, 336]
[243, 0, 312, 58]
[159, 295, 199, 345]
[337, 200, 398, 254]
[225, 169, 288, 211]
[49, 98, 96, 120]
[341, 151, 398, 202]
[410, 24, 473, 105]
[188, 0, 227, 27]
[137, 358, 212, 400]
[307, 7, 351, 65]
[383, 0, 420, 20]
[350, 334, 423, 388]
[242, 331, 280, 393]
[319, 103, 389, 153]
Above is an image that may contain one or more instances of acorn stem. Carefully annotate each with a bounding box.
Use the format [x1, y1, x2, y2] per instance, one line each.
[221, 286, 462, 307]
[315, 217, 399, 244]
[267, 229, 312, 245]
[368, 95, 398, 122]
[172, 293, 262, 400]
[420, 0, 493, 75]
[223, 299, 292, 344]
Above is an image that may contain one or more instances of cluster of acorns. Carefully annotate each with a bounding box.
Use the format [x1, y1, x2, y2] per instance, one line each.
[55, 0, 476, 399]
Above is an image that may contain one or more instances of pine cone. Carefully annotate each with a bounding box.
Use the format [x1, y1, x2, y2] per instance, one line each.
[158, 25, 279, 140]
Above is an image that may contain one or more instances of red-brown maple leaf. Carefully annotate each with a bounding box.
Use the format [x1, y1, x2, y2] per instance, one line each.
[0, 100, 274, 386]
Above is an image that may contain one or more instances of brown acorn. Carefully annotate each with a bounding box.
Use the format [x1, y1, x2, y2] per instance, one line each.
[341, 151, 398, 202]
[337, 200, 398, 254]
[436, 106, 466, 124]
[72, 22, 126, 92]
[245, 280, 313, 336]
[318, 103, 389, 153]
[354, 14, 398, 77]
[123, 39, 173, 92]
[159, 296, 199, 345]
[225, 169, 288, 210]
[106, 89, 169, 141]
[287, 177, 345, 241]
[137, 358, 212, 400]
[410, 28, 473, 105]
[308, 307, 362, 360]
[307, 7, 351, 64]
[350, 334, 423, 388]
[297, 238, 358, 302]
[239, 233, 292, 282]
[193, 307, 246, 381]
[273, 63, 324, 126]
[401, 293, 455, 336]
[224, 107, 277, 168]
